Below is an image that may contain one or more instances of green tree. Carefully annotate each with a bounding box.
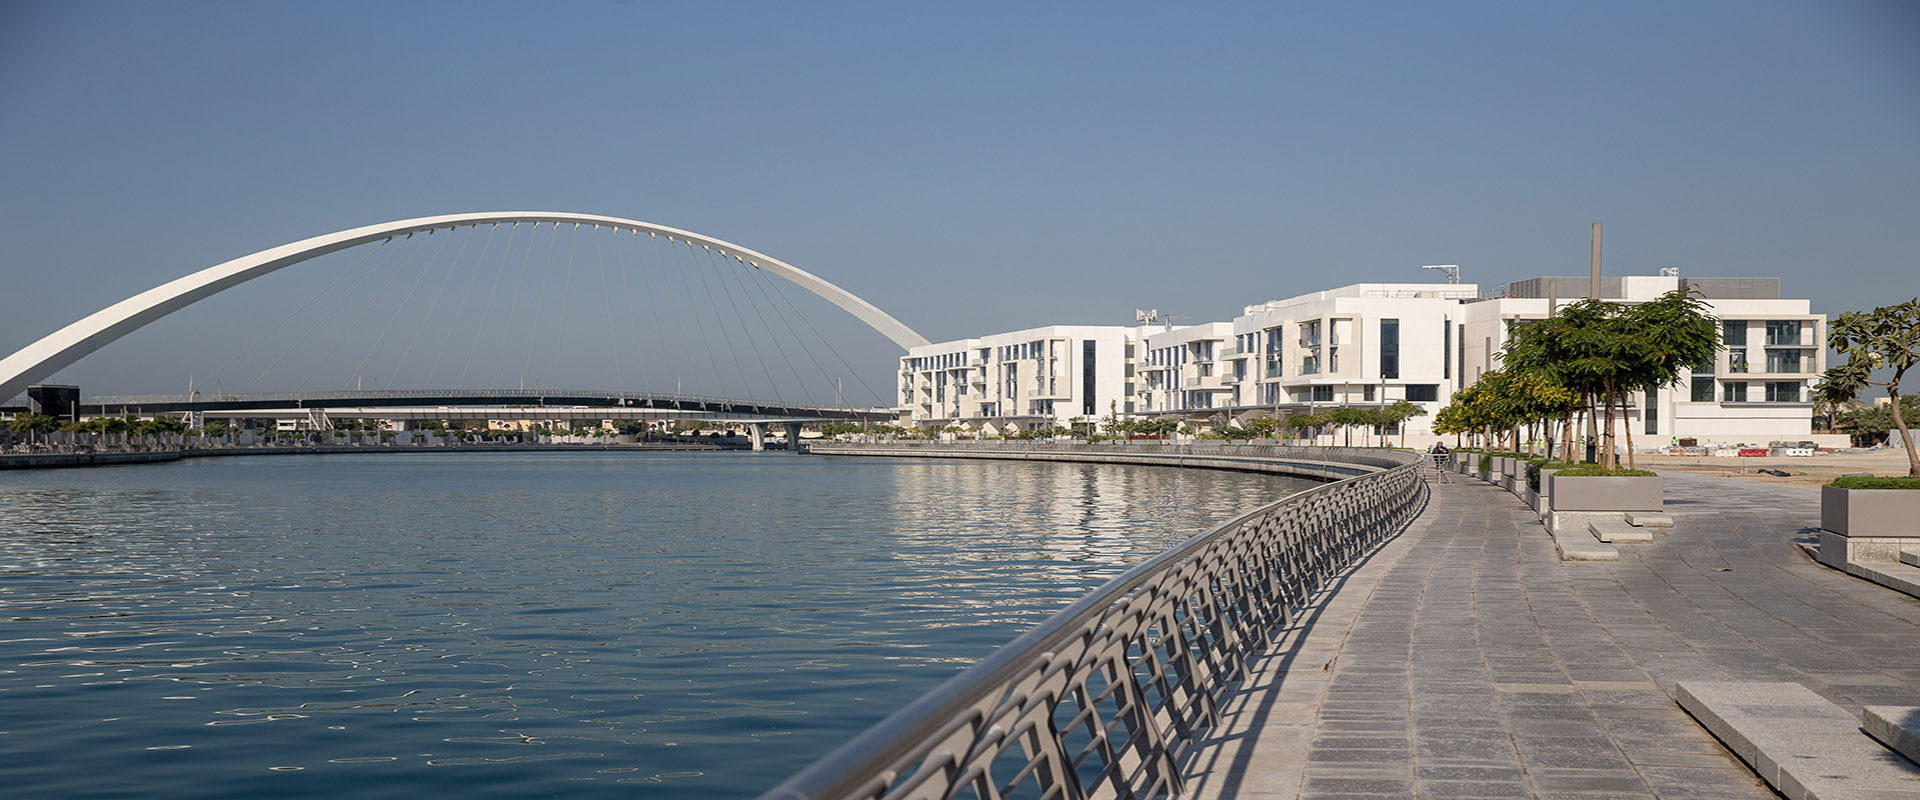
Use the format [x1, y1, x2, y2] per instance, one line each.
[1244, 415, 1282, 440]
[1285, 412, 1325, 444]
[6, 413, 61, 444]
[1615, 289, 1721, 467]
[1381, 400, 1427, 448]
[1821, 298, 1920, 477]
[1320, 407, 1376, 447]
[1500, 289, 1718, 469]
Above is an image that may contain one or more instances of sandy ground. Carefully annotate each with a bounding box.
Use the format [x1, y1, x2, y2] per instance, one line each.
[1631, 448, 1916, 488]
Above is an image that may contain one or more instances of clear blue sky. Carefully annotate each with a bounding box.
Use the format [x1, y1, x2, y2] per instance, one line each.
[2, 1, 1916, 403]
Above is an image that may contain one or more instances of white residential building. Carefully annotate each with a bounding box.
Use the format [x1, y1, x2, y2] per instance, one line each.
[1136, 322, 1234, 414]
[1458, 274, 1826, 445]
[1193, 283, 1481, 441]
[900, 273, 1827, 447]
[897, 325, 1138, 432]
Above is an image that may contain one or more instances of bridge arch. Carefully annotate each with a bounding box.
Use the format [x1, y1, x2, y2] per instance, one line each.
[0, 212, 930, 403]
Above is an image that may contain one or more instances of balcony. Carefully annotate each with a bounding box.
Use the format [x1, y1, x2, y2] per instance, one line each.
[1765, 332, 1812, 347]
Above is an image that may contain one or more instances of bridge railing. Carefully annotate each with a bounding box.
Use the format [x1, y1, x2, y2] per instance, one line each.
[79, 388, 889, 415]
[759, 447, 1428, 800]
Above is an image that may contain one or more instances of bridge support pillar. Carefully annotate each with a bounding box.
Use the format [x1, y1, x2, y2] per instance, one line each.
[785, 423, 803, 451]
[748, 422, 768, 451]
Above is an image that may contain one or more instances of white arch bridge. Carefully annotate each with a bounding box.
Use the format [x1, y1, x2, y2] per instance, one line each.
[0, 212, 930, 411]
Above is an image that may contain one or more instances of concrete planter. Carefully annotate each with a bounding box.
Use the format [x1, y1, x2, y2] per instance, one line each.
[1548, 475, 1663, 513]
[1820, 486, 1920, 538]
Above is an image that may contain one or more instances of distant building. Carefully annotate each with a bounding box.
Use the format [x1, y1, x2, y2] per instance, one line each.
[26, 384, 79, 419]
[896, 325, 1138, 432]
[899, 273, 1827, 446]
[1462, 274, 1824, 444]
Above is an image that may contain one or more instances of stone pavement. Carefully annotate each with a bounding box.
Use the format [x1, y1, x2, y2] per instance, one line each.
[1185, 473, 1920, 799]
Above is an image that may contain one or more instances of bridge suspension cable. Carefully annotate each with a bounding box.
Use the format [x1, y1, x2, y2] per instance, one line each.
[1, 211, 921, 410]
[1, 213, 924, 410]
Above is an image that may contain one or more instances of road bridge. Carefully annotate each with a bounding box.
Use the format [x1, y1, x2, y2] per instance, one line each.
[64, 388, 891, 450]
[1, 212, 926, 423]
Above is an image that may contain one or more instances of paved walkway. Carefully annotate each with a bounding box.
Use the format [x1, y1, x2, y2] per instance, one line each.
[1187, 473, 1920, 799]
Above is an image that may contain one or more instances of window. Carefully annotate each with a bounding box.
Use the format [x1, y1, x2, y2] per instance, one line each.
[1723, 320, 1747, 346]
[1645, 389, 1658, 435]
[1766, 320, 1802, 346]
[1363, 385, 1376, 402]
[1722, 382, 1747, 403]
[1406, 384, 1439, 402]
[1728, 349, 1749, 373]
[1765, 350, 1801, 374]
[1311, 385, 1334, 402]
[1082, 340, 1097, 415]
[1263, 327, 1285, 379]
[1690, 376, 1714, 402]
[1380, 319, 1400, 379]
[1443, 320, 1451, 380]
[1457, 324, 1466, 384]
[1766, 382, 1801, 403]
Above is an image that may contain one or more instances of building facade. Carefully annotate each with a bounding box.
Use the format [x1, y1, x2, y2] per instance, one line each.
[899, 273, 1826, 447]
[897, 325, 1137, 432]
[1456, 275, 1825, 445]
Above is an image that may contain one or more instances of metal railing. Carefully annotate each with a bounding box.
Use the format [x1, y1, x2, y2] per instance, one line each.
[761, 447, 1428, 800]
[826, 440, 1418, 471]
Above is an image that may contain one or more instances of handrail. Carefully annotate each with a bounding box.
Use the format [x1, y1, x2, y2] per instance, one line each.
[78, 387, 887, 414]
[816, 439, 1416, 471]
[760, 447, 1428, 800]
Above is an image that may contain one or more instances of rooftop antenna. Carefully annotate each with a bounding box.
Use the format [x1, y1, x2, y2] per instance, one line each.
[1659, 266, 1680, 277]
[1136, 308, 1179, 331]
[1421, 265, 1461, 284]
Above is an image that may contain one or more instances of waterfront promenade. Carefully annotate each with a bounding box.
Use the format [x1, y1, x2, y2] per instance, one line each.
[1188, 474, 1920, 799]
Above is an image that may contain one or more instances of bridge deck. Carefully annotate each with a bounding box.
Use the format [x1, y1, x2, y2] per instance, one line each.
[38, 389, 891, 421]
[1187, 474, 1920, 799]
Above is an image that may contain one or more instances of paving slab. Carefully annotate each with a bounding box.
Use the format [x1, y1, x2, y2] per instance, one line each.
[1865, 706, 1920, 765]
[1676, 681, 1920, 799]
[1592, 518, 1655, 543]
[1550, 524, 1620, 560]
[1625, 512, 1675, 528]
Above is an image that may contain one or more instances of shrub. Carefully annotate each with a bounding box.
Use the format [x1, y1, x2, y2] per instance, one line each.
[1552, 467, 1658, 477]
[1828, 476, 1920, 490]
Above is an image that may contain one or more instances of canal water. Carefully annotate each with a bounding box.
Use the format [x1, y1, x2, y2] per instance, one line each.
[0, 452, 1315, 798]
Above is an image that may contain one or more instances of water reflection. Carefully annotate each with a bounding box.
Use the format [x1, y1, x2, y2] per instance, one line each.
[0, 452, 1311, 799]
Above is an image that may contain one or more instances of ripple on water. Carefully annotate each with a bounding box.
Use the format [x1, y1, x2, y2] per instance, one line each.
[0, 452, 1313, 799]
